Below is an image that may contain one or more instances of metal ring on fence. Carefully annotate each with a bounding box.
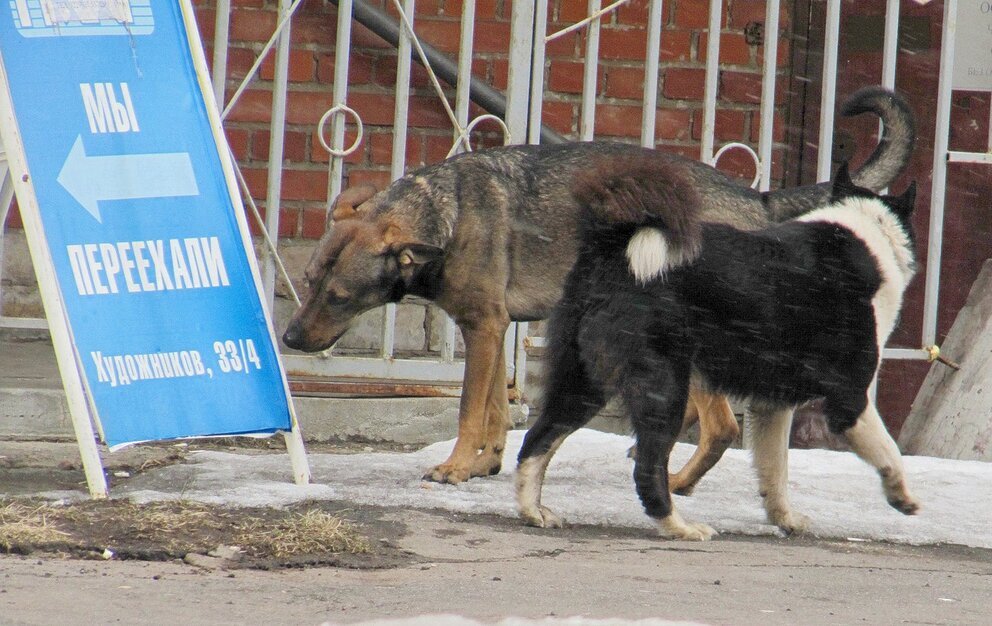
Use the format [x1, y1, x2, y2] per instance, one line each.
[446, 114, 512, 158]
[711, 142, 762, 189]
[317, 104, 364, 158]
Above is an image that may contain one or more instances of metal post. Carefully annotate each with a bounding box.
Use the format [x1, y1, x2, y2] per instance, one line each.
[506, 2, 536, 143]
[700, 0, 722, 162]
[816, 0, 841, 182]
[579, 0, 602, 141]
[640, 0, 664, 148]
[756, 0, 780, 192]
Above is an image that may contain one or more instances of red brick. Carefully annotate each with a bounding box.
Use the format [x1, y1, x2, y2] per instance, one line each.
[594, 103, 646, 137]
[230, 9, 276, 43]
[260, 50, 316, 82]
[698, 32, 753, 66]
[557, 1, 588, 24]
[347, 169, 393, 190]
[617, 0, 651, 25]
[750, 111, 788, 143]
[225, 128, 251, 160]
[654, 108, 694, 141]
[729, 0, 791, 31]
[472, 20, 512, 53]
[311, 129, 366, 165]
[549, 60, 592, 94]
[349, 21, 394, 50]
[413, 20, 463, 54]
[408, 95, 458, 129]
[195, 8, 215, 41]
[660, 30, 694, 62]
[290, 15, 336, 46]
[673, 0, 726, 29]
[239, 167, 268, 202]
[223, 47, 257, 83]
[325, 91, 396, 126]
[691, 108, 749, 141]
[604, 66, 647, 100]
[302, 207, 331, 239]
[720, 70, 766, 104]
[253, 130, 309, 163]
[224, 88, 273, 123]
[757, 37, 791, 68]
[490, 58, 509, 90]
[598, 29, 651, 61]
[278, 207, 300, 238]
[417, 0, 445, 16]
[542, 100, 576, 135]
[663, 67, 706, 101]
[545, 29, 581, 58]
[282, 168, 329, 201]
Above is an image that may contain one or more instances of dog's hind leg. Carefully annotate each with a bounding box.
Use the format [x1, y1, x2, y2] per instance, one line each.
[668, 388, 739, 496]
[625, 362, 716, 541]
[516, 335, 606, 529]
[750, 403, 810, 535]
[833, 397, 920, 515]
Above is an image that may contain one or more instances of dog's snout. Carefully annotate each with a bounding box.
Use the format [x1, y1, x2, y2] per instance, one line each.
[282, 322, 303, 350]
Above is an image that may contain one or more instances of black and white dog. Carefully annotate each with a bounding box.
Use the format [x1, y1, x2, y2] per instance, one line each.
[515, 159, 921, 540]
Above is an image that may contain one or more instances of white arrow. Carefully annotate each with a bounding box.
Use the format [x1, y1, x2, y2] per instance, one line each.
[57, 135, 200, 222]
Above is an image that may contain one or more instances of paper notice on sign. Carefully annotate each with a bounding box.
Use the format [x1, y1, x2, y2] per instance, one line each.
[952, 1, 992, 91]
[11, 0, 153, 37]
[41, 0, 133, 25]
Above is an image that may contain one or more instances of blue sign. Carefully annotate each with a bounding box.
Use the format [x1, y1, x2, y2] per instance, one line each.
[0, 0, 293, 447]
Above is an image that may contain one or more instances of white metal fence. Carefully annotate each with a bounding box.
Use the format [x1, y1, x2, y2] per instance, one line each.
[0, 0, 969, 397]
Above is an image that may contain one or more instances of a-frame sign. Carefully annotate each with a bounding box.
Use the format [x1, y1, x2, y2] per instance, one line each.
[0, 0, 309, 496]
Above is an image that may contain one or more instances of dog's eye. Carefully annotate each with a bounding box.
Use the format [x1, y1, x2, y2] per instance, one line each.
[326, 290, 350, 306]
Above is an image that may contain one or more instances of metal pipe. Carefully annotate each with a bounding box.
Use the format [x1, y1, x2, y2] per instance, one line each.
[756, 0, 781, 191]
[640, 0, 663, 148]
[700, 0, 722, 162]
[331, 0, 565, 144]
[579, 0, 602, 141]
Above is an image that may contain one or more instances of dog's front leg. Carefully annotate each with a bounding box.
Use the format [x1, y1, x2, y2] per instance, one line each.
[471, 342, 511, 478]
[842, 402, 920, 515]
[750, 403, 811, 535]
[423, 321, 506, 484]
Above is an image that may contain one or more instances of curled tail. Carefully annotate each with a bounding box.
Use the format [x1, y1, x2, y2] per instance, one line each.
[573, 158, 703, 284]
[841, 86, 916, 191]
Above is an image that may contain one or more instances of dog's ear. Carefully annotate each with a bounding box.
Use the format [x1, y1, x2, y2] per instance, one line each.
[389, 241, 445, 297]
[830, 162, 857, 201]
[890, 181, 917, 220]
[330, 184, 378, 224]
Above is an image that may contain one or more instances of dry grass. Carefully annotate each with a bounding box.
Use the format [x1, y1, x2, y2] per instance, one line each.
[0, 501, 71, 551]
[237, 509, 372, 557]
[0, 498, 371, 562]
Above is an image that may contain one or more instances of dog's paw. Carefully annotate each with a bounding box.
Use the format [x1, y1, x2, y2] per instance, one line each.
[888, 492, 921, 516]
[520, 505, 564, 529]
[469, 453, 503, 478]
[657, 516, 716, 541]
[423, 463, 471, 484]
[768, 509, 812, 536]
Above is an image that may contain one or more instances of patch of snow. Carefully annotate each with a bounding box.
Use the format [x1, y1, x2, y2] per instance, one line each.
[114, 429, 992, 549]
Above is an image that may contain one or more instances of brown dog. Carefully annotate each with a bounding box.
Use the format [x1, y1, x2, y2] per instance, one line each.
[284, 91, 914, 486]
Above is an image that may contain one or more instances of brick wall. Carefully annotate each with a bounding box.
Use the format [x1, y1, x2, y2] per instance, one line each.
[190, 0, 793, 241]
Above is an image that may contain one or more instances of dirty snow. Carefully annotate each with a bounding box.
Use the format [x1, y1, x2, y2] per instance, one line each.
[99, 429, 991, 549]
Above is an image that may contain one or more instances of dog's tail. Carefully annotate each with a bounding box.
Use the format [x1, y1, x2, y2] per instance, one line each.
[573, 158, 703, 285]
[841, 86, 916, 191]
[765, 86, 916, 221]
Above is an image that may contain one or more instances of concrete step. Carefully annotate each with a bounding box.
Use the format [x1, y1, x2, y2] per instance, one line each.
[0, 334, 529, 446]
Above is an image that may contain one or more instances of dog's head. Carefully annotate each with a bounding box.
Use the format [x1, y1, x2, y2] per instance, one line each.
[282, 185, 444, 352]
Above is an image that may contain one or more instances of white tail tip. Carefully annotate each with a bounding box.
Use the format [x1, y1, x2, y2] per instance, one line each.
[626, 227, 671, 285]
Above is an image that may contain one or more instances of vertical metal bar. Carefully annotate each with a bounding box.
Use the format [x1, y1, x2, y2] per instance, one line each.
[579, 0, 602, 141]
[881, 0, 899, 90]
[922, 0, 958, 348]
[211, 0, 231, 106]
[700, 0, 722, 162]
[815, 0, 841, 182]
[261, 0, 293, 310]
[328, 0, 354, 203]
[384, 0, 417, 359]
[527, 0, 549, 144]
[506, 2, 536, 143]
[441, 0, 476, 363]
[756, 0, 780, 192]
[640, 0, 664, 148]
